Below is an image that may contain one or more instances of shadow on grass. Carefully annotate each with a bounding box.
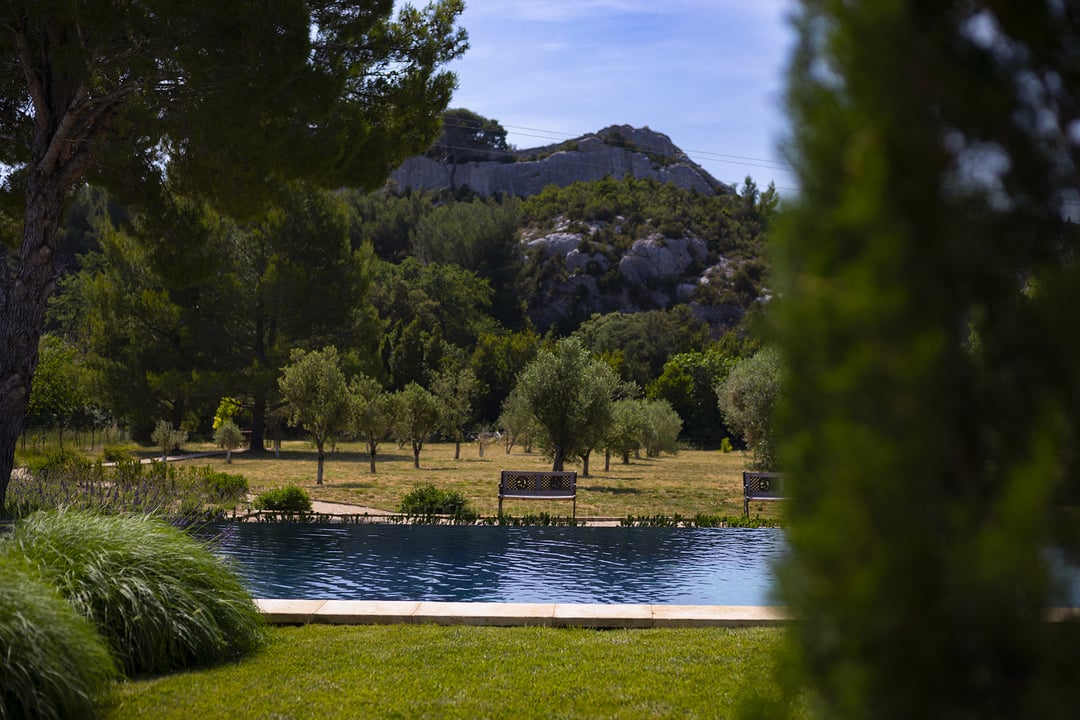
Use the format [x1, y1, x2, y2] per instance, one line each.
[333, 482, 377, 490]
[580, 485, 643, 495]
[246, 449, 416, 465]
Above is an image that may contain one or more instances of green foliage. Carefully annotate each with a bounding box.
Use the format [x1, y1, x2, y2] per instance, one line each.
[717, 347, 781, 471]
[199, 469, 249, 503]
[430, 366, 479, 455]
[6, 460, 246, 523]
[214, 420, 245, 463]
[426, 108, 512, 164]
[606, 399, 649, 463]
[0, 553, 117, 720]
[399, 483, 478, 523]
[23, 447, 91, 478]
[617, 513, 781, 528]
[0, 0, 467, 509]
[573, 307, 709, 389]
[720, 437, 733, 453]
[254, 484, 313, 513]
[279, 346, 352, 484]
[771, 2, 1080, 718]
[486, 512, 579, 527]
[393, 382, 444, 468]
[26, 334, 88, 436]
[348, 374, 395, 473]
[513, 337, 621, 471]
[647, 340, 740, 447]
[102, 444, 133, 463]
[640, 398, 683, 457]
[151, 420, 187, 459]
[407, 197, 526, 328]
[212, 397, 242, 431]
[471, 328, 541, 421]
[522, 176, 772, 259]
[5, 509, 265, 676]
[498, 385, 545, 453]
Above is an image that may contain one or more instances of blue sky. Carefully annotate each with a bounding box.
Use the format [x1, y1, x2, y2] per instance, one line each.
[444, 0, 798, 194]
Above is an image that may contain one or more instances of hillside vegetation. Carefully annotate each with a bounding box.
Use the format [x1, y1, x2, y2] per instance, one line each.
[38, 168, 775, 451]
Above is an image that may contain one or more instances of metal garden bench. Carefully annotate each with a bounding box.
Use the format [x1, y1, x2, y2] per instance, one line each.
[742, 471, 785, 516]
[499, 470, 577, 518]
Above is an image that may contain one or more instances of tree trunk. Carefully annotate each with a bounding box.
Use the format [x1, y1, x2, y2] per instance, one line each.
[412, 440, 422, 469]
[316, 442, 325, 485]
[0, 176, 67, 508]
[622, 451, 631, 465]
[604, 449, 611, 472]
[552, 445, 566, 472]
[367, 437, 377, 474]
[226, 448, 233, 464]
[581, 449, 591, 477]
[454, 438, 461, 460]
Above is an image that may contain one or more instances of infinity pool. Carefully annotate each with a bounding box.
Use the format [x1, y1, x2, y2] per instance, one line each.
[204, 523, 787, 606]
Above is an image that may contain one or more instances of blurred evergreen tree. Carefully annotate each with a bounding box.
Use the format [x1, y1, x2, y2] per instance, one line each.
[768, 1, 1080, 718]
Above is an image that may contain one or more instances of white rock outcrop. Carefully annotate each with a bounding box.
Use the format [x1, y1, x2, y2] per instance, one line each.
[618, 236, 709, 285]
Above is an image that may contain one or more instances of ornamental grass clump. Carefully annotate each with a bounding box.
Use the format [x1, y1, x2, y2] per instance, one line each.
[5, 509, 265, 676]
[0, 553, 117, 719]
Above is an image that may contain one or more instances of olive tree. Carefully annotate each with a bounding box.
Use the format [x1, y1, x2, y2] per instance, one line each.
[214, 420, 244, 464]
[430, 367, 479, 460]
[393, 383, 443, 469]
[349, 374, 394, 475]
[513, 338, 619, 473]
[278, 347, 350, 485]
[641, 399, 682, 458]
[151, 420, 187, 463]
[716, 347, 781, 471]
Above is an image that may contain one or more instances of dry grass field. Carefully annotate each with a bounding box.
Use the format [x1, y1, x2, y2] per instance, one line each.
[164, 440, 782, 520]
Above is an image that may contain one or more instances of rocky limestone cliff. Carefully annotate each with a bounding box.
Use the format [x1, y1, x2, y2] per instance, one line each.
[391, 125, 731, 197]
[522, 220, 752, 333]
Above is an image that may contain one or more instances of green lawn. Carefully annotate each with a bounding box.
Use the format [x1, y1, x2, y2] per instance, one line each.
[104, 624, 798, 720]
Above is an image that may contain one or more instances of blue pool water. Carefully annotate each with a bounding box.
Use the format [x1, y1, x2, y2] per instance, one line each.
[204, 523, 787, 606]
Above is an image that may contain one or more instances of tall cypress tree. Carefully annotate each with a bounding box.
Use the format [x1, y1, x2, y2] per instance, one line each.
[770, 2, 1080, 718]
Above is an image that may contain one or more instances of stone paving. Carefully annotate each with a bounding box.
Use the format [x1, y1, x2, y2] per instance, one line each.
[255, 599, 790, 628]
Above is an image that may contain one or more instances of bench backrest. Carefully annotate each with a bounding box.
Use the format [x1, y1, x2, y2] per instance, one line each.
[743, 471, 785, 499]
[499, 470, 577, 498]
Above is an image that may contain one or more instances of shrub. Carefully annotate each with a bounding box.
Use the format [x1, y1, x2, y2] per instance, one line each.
[0, 553, 117, 719]
[5, 509, 265, 676]
[23, 447, 91, 478]
[399, 484, 477, 523]
[102, 444, 133, 463]
[254, 484, 312, 513]
[6, 460, 249, 524]
[199, 468, 249, 502]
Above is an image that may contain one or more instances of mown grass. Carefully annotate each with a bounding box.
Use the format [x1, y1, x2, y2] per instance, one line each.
[158, 441, 781, 521]
[105, 624, 800, 720]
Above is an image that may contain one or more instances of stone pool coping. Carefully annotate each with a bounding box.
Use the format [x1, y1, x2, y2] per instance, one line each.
[255, 599, 791, 628]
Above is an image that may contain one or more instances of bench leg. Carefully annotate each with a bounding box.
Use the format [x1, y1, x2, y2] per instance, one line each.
[744, 496, 749, 517]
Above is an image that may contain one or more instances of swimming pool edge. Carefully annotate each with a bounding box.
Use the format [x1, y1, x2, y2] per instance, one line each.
[254, 599, 792, 628]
